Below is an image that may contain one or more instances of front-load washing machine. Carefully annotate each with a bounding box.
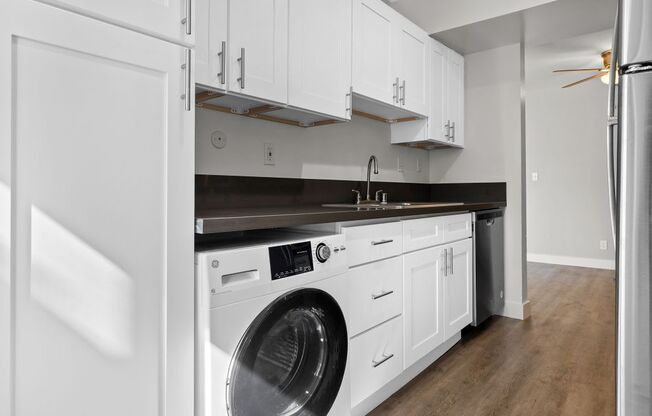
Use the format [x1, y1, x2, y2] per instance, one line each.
[195, 231, 350, 416]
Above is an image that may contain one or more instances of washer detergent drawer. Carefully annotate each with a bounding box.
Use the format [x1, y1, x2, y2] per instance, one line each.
[350, 315, 403, 407]
[342, 222, 402, 267]
[348, 257, 403, 336]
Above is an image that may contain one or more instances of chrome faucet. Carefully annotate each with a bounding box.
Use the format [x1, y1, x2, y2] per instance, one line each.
[365, 155, 379, 202]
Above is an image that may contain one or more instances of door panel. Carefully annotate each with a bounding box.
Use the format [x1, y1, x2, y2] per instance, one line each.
[429, 40, 448, 143]
[403, 246, 444, 368]
[1, 3, 194, 415]
[444, 238, 473, 338]
[229, 0, 288, 103]
[397, 24, 428, 116]
[447, 50, 464, 147]
[195, 0, 227, 89]
[288, 0, 352, 119]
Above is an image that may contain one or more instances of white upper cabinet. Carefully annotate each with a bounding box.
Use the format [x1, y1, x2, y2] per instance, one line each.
[352, 0, 397, 106]
[229, 0, 288, 104]
[403, 246, 445, 368]
[444, 238, 473, 337]
[395, 21, 429, 116]
[428, 39, 448, 143]
[33, 0, 194, 45]
[1, 2, 194, 415]
[196, 0, 227, 90]
[288, 0, 352, 120]
[446, 48, 465, 147]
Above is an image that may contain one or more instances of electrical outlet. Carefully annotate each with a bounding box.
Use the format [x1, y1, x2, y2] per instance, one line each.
[600, 240, 608, 250]
[397, 156, 404, 172]
[532, 172, 539, 182]
[264, 143, 275, 165]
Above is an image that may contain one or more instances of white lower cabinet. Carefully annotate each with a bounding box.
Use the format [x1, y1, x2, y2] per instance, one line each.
[444, 238, 474, 336]
[403, 246, 445, 367]
[350, 315, 404, 407]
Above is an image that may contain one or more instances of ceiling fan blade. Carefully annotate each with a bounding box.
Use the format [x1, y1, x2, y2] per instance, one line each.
[553, 68, 604, 73]
[562, 72, 605, 88]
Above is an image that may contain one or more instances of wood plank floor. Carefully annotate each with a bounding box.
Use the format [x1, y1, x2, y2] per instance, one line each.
[369, 263, 616, 416]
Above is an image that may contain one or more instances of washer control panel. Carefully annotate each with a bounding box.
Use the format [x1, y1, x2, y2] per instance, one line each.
[269, 241, 315, 280]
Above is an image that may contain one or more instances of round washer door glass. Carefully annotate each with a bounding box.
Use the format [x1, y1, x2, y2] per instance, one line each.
[227, 288, 348, 416]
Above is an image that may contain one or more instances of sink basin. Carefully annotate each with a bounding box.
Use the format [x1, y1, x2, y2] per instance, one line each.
[322, 202, 464, 210]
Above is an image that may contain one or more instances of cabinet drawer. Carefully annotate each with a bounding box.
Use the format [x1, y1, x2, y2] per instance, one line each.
[402, 216, 444, 252]
[348, 257, 403, 336]
[350, 315, 403, 407]
[441, 213, 472, 243]
[342, 222, 402, 267]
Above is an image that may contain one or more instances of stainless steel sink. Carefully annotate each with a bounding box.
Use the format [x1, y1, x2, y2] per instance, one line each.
[322, 202, 464, 210]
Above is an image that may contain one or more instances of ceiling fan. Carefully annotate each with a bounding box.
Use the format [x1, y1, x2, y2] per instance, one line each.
[553, 50, 615, 88]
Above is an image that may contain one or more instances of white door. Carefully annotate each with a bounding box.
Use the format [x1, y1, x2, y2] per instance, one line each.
[447, 49, 465, 147]
[352, 0, 397, 106]
[229, 0, 288, 104]
[196, 0, 228, 90]
[428, 39, 449, 144]
[32, 0, 194, 45]
[403, 246, 445, 368]
[444, 238, 473, 338]
[395, 21, 428, 116]
[288, 0, 352, 119]
[0, 2, 194, 416]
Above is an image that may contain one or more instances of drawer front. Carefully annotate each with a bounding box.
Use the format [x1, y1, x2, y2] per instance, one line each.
[441, 213, 472, 243]
[348, 257, 403, 336]
[342, 222, 402, 267]
[350, 315, 403, 407]
[402, 216, 444, 252]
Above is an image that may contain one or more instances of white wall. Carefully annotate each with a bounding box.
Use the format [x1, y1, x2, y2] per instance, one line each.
[429, 43, 528, 319]
[196, 109, 430, 183]
[525, 29, 615, 269]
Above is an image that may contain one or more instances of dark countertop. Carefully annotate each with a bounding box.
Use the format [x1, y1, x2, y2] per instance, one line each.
[195, 201, 506, 234]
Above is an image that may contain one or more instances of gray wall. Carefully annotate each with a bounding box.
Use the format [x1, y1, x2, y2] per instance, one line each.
[525, 29, 615, 268]
[429, 43, 528, 319]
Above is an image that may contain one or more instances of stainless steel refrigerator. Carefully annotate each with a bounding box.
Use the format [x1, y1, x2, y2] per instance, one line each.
[609, 0, 652, 414]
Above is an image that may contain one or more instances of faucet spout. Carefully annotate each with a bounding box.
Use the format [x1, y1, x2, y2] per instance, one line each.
[366, 155, 379, 201]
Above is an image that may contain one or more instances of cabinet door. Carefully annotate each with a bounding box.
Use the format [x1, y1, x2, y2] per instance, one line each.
[447, 49, 465, 147]
[396, 21, 428, 116]
[352, 0, 397, 106]
[403, 246, 445, 368]
[444, 238, 473, 338]
[196, 0, 228, 90]
[229, 0, 288, 104]
[33, 0, 194, 45]
[288, 0, 352, 119]
[428, 39, 449, 143]
[0, 3, 194, 416]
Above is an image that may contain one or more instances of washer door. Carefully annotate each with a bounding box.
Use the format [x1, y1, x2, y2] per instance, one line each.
[226, 288, 348, 416]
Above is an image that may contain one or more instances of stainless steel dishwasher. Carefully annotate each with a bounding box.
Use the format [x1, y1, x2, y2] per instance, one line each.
[472, 209, 505, 326]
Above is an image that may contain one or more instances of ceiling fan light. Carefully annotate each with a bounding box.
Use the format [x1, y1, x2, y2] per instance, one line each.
[601, 74, 610, 84]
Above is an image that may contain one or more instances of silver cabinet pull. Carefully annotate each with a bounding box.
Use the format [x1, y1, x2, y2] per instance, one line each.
[393, 77, 399, 103]
[218, 41, 226, 85]
[371, 239, 393, 246]
[443, 248, 448, 276]
[345, 86, 353, 116]
[449, 247, 454, 275]
[181, 49, 191, 111]
[371, 290, 394, 300]
[450, 121, 456, 142]
[400, 80, 406, 105]
[182, 0, 192, 35]
[444, 120, 451, 139]
[372, 353, 394, 368]
[237, 48, 245, 89]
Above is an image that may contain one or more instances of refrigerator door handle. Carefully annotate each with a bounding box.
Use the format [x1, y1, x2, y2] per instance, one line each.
[607, 3, 620, 245]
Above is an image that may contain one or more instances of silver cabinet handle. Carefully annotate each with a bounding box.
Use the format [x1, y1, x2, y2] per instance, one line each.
[372, 353, 394, 368]
[181, 49, 191, 111]
[393, 77, 399, 103]
[345, 86, 353, 116]
[450, 121, 456, 142]
[371, 239, 394, 246]
[181, 0, 192, 35]
[371, 290, 394, 300]
[218, 41, 226, 85]
[443, 248, 448, 276]
[400, 80, 406, 105]
[237, 48, 245, 89]
[444, 121, 451, 139]
[449, 247, 454, 275]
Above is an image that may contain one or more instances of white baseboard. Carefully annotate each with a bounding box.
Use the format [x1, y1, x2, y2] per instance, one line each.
[527, 253, 615, 270]
[499, 300, 530, 320]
